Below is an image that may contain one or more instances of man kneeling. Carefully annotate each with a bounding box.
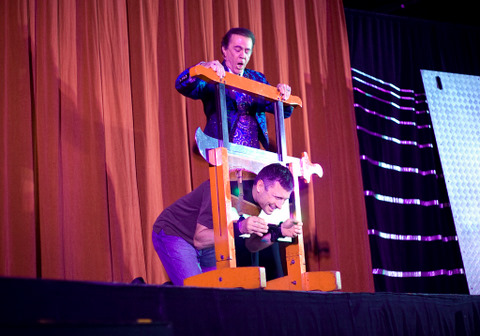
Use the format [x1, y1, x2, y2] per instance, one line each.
[152, 163, 302, 286]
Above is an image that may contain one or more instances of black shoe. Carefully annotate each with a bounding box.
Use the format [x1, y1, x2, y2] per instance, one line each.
[131, 277, 146, 285]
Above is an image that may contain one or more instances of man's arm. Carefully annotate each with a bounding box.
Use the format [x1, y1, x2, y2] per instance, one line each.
[176, 60, 229, 98]
[193, 223, 214, 250]
[244, 233, 274, 252]
[245, 218, 303, 253]
[276, 83, 295, 118]
[175, 63, 210, 99]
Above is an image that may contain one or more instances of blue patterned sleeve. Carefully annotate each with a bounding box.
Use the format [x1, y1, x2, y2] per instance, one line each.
[277, 104, 294, 118]
[175, 66, 208, 99]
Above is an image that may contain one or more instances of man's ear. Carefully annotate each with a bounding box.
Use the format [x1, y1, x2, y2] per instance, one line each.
[256, 179, 264, 193]
[221, 46, 226, 58]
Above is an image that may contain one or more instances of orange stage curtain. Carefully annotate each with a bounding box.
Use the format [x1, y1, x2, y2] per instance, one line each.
[0, 0, 373, 292]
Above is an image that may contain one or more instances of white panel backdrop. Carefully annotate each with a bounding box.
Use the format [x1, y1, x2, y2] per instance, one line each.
[422, 70, 480, 294]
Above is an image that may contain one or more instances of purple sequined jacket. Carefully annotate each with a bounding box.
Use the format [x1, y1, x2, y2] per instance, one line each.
[175, 63, 294, 149]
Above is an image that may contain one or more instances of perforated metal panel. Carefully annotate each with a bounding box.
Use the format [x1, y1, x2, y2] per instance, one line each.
[421, 70, 480, 294]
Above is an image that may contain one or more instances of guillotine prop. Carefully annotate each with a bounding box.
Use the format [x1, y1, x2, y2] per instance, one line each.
[183, 65, 341, 291]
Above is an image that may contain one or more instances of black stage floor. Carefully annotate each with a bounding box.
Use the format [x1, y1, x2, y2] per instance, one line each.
[1, 277, 480, 335]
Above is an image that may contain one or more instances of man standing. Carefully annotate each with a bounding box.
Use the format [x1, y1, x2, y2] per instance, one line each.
[152, 163, 302, 286]
[175, 27, 294, 149]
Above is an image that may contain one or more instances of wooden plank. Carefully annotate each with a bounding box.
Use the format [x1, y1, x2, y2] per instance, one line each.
[209, 148, 236, 269]
[302, 271, 342, 292]
[284, 161, 307, 287]
[265, 275, 297, 291]
[189, 65, 302, 107]
[265, 271, 341, 292]
[184, 267, 267, 289]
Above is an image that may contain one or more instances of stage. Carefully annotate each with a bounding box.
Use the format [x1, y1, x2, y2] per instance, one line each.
[1, 277, 480, 335]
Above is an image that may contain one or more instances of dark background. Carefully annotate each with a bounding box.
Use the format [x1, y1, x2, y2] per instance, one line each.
[343, 0, 479, 27]
[344, 0, 480, 292]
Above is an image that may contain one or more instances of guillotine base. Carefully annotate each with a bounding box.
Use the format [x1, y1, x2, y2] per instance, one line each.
[266, 271, 341, 291]
[183, 266, 266, 289]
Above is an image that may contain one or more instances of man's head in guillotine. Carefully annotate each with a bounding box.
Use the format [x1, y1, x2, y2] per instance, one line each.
[253, 163, 294, 215]
[221, 27, 256, 76]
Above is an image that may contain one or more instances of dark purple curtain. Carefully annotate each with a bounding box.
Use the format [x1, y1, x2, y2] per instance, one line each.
[345, 9, 480, 293]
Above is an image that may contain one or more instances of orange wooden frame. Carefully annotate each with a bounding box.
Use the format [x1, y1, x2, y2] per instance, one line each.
[183, 66, 340, 291]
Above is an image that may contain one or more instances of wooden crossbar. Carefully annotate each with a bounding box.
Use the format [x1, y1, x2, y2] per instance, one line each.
[189, 65, 302, 107]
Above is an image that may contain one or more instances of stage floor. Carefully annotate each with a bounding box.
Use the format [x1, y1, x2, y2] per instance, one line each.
[1, 277, 480, 335]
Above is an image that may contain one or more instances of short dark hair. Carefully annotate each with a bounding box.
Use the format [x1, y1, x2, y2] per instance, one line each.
[255, 163, 294, 192]
[221, 27, 255, 50]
